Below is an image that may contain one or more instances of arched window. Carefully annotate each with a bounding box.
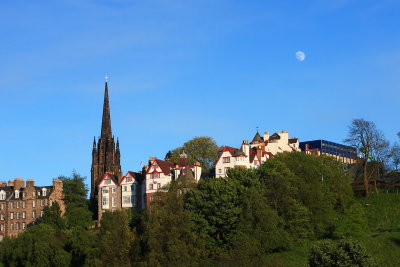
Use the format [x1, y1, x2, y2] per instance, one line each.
[42, 188, 47, 197]
[0, 190, 5, 201]
[15, 191, 19, 199]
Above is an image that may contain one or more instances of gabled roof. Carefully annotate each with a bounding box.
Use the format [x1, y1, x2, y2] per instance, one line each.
[251, 132, 263, 143]
[288, 137, 298, 144]
[147, 159, 174, 175]
[220, 146, 237, 155]
[98, 173, 118, 187]
[119, 171, 142, 185]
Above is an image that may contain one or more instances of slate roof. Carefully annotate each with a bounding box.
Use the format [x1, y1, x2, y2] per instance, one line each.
[251, 132, 263, 143]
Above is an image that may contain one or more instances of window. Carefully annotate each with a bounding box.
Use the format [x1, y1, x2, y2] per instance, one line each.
[0, 224, 3, 231]
[40, 200, 44, 207]
[15, 191, 19, 198]
[126, 177, 132, 182]
[10, 202, 13, 209]
[42, 188, 47, 197]
[150, 196, 154, 201]
[223, 157, 230, 163]
[112, 197, 116, 207]
[104, 179, 111, 185]
[40, 211, 44, 217]
[15, 223, 19, 230]
[22, 201, 26, 208]
[22, 212, 25, 219]
[123, 196, 131, 204]
[0, 204, 3, 210]
[16, 212, 19, 219]
[16, 201, 20, 209]
[112, 187, 116, 194]
[0, 190, 5, 200]
[102, 197, 108, 206]
[157, 183, 161, 189]
[151, 173, 160, 179]
[32, 211, 36, 218]
[22, 223, 25, 229]
[23, 192, 26, 198]
[33, 200, 36, 208]
[123, 186, 128, 192]
[102, 188, 109, 194]
[10, 212, 13, 220]
[0, 214, 3, 220]
[224, 167, 230, 173]
[32, 192, 35, 197]
[219, 169, 222, 173]
[10, 223, 13, 231]
[149, 184, 153, 190]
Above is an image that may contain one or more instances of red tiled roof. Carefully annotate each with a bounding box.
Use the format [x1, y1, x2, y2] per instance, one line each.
[220, 146, 238, 156]
[155, 159, 174, 175]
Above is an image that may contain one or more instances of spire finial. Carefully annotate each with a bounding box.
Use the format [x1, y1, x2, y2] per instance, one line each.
[104, 75, 109, 83]
[256, 126, 259, 133]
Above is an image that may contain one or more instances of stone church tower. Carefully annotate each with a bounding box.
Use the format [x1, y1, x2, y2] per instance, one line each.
[91, 81, 122, 198]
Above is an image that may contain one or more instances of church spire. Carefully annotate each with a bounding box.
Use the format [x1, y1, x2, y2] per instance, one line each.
[101, 81, 112, 139]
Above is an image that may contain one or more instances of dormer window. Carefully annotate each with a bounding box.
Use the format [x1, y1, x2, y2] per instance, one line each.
[42, 188, 47, 197]
[0, 191, 5, 201]
[15, 191, 19, 199]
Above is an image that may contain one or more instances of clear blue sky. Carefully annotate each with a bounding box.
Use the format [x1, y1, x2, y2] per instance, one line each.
[1, 0, 399, 186]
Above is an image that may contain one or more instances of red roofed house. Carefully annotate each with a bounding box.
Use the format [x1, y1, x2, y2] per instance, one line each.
[215, 130, 300, 178]
[142, 151, 201, 209]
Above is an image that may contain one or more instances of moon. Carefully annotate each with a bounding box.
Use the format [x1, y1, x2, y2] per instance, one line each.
[296, 51, 306, 61]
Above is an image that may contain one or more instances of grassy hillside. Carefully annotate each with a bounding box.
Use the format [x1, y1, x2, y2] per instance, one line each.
[265, 193, 400, 266]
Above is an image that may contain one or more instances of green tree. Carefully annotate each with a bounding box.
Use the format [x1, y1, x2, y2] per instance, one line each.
[64, 228, 100, 267]
[59, 171, 89, 209]
[0, 224, 71, 267]
[185, 178, 242, 251]
[99, 210, 133, 267]
[42, 202, 66, 232]
[145, 183, 204, 266]
[309, 240, 375, 267]
[169, 136, 219, 173]
[58, 171, 93, 229]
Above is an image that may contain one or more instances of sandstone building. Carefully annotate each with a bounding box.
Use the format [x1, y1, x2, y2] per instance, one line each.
[0, 178, 64, 240]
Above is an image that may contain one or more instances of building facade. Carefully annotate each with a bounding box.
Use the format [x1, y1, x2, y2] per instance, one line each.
[300, 140, 358, 164]
[142, 152, 201, 209]
[0, 178, 64, 240]
[215, 130, 300, 178]
[97, 171, 142, 221]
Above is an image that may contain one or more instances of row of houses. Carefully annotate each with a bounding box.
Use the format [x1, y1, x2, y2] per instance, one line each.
[92, 81, 358, 220]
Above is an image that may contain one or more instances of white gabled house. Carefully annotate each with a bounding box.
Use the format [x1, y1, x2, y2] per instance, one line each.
[215, 130, 300, 178]
[142, 152, 202, 209]
[97, 171, 142, 221]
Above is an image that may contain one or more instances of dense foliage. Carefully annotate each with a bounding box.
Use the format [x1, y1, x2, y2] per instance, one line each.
[2, 153, 398, 266]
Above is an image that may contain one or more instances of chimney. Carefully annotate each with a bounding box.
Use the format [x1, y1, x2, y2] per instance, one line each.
[14, 178, 24, 190]
[26, 179, 35, 188]
[53, 179, 63, 191]
[263, 132, 269, 141]
[0, 181, 6, 187]
[8, 180, 14, 187]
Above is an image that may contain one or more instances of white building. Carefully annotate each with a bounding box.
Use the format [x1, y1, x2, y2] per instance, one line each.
[215, 130, 300, 178]
[97, 171, 141, 221]
[141, 152, 202, 209]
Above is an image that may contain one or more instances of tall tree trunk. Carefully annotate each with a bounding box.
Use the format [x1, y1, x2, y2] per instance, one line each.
[363, 161, 369, 197]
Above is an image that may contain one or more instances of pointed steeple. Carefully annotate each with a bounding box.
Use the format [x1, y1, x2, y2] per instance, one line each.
[101, 82, 112, 139]
[93, 136, 97, 149]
